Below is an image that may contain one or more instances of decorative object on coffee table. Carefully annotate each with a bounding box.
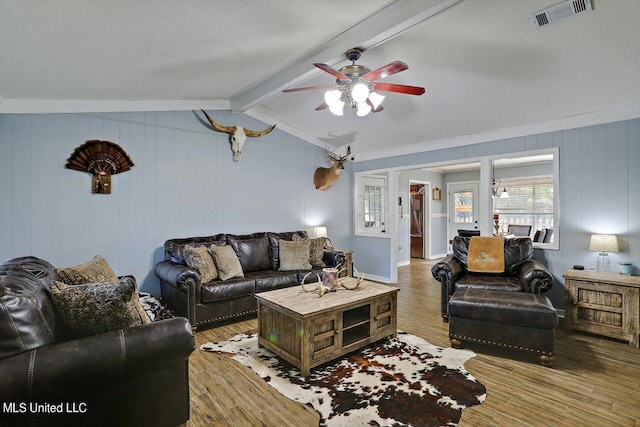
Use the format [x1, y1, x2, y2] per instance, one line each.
[322, 267, 338, 290]
[201, 330, 486, 427]
[65, 140, 134, 194]
[301, 269, 364, 297]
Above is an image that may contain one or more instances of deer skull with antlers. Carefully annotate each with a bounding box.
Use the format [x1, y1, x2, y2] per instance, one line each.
[201, 109, 276, 162]
[314, 145, 351, 190]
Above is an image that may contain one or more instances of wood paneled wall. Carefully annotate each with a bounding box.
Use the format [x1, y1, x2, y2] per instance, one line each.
[0, 111, 353, 294]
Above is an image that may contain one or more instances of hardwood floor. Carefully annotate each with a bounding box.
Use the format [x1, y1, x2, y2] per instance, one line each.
[188, 260, 640, 426]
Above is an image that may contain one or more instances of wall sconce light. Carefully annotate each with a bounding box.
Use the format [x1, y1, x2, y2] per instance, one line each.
[589, 234, 619, 271]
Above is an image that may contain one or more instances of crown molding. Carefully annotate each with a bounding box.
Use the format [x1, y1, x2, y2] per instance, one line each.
[355, 105, 640, 162]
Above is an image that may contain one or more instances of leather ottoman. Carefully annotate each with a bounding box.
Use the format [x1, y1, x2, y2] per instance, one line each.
[448, 288, 558, 366]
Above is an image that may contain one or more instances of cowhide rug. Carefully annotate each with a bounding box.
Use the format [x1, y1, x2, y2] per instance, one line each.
[201, 330, 486, 427]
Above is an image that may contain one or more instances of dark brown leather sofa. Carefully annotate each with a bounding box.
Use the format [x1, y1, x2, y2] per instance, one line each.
[0, 256, 195, 427]
[431, 236, 553, 321]
[155, 231, 346, 330]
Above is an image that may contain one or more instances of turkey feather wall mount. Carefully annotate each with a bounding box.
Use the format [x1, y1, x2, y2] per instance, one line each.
[65, 140, 134, 194]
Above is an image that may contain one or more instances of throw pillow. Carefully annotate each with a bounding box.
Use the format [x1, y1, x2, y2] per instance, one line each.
[55, 255, 118, 285]
[184, 245, 218, 283]
[278, 239, 312, 271]
[50, 277, 150, 339]
[209, 245, 244, 281]
[139, 292, 175, 322]
[293, 235, 327, 268]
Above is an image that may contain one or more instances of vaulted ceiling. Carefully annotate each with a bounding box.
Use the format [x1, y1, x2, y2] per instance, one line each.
[1, 0, 638, 161]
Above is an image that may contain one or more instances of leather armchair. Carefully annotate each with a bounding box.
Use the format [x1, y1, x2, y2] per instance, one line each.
[432, 236, 553, 321]
[0, 257, 195, 427]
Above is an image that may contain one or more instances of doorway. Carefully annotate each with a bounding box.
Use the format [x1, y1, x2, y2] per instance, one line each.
[409, 181, 429, 259]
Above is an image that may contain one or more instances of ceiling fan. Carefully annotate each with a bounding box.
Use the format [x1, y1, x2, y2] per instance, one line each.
[283, 48, 425, 117]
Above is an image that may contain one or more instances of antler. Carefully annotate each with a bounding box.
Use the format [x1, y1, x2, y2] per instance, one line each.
[337, 266, 365, 290]
[325, 146, 338, 163]
[301, 272, 332, 297]
[340, 145, 352, 161]
[325, 145, 352, 164]
[201, 110, 236, 134]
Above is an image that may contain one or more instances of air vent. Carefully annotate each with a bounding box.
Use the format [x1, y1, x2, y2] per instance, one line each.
[531, 0, 593, 29]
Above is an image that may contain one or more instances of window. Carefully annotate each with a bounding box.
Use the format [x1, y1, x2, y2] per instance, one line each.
[494, 176, 554, 241]
[454, 191, 474, 223]
[355, 173, 388, 236]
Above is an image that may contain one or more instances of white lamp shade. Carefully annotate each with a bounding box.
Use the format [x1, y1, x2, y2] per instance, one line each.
[351, 83, 370, 103]
[499, 189, 509, 198]
[329, 100, 345, 116]
[313, 226, 328, 238]
[589, 234, 619, 253]
[368, 91, 385, 109]
[324, 89, 342, 105]
[356, 102, 371, 117]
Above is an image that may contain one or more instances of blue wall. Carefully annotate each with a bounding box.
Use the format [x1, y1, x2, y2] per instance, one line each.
[354, 119, 640, 309]
[2, 111, 638, 310]
[0, 111, 353, 295]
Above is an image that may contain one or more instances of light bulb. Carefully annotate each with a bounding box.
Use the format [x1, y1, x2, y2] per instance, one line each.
[356, 102, 371, 117]
[351, 83, 370, 103]
[324, 89, 342, 106]
[329, 100, 345, 116]
[368, 91, 385, 109]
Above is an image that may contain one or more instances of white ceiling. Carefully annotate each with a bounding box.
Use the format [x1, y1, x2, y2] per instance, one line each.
[1, 0, 639, 161]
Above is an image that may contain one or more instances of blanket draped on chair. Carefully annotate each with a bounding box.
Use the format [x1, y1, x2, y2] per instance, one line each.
[467, 236, 505, 273]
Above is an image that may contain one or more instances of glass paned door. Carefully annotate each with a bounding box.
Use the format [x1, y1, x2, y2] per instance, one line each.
[448, 182, 479, 247]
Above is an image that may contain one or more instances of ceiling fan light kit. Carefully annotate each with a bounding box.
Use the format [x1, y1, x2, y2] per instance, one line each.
[283, 47, 425, 117]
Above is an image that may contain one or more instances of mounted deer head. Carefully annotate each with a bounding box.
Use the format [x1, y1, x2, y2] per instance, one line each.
[314, 145, 351, 190]
[201, 109, 276, 162]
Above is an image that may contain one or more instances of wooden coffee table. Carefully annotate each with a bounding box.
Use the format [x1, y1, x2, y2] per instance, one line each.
[256, 278, 399, 376]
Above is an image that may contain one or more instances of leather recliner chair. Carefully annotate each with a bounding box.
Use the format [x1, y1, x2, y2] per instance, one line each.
[431, 236, 553, 321]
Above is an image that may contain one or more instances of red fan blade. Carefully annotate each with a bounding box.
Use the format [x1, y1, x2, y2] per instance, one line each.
[314, 63, 350, 81]
[374, 82, 425, 96]
[283, 84, 335, 93]
[362, 61, 408, 82]
[315, 102, 328, 111]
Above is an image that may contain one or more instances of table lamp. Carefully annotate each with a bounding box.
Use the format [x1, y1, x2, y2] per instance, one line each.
[314, 226, 334, 249]
[589, 234, 618, 272]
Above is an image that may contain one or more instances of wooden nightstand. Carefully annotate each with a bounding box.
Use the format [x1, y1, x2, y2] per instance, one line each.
[563, 269, 640, 348]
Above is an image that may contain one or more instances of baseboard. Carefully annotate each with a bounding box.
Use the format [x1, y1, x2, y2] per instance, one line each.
[397, 260, 410, 267]
[429, 253, 446, 260]
[363, 273, 392, 284]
